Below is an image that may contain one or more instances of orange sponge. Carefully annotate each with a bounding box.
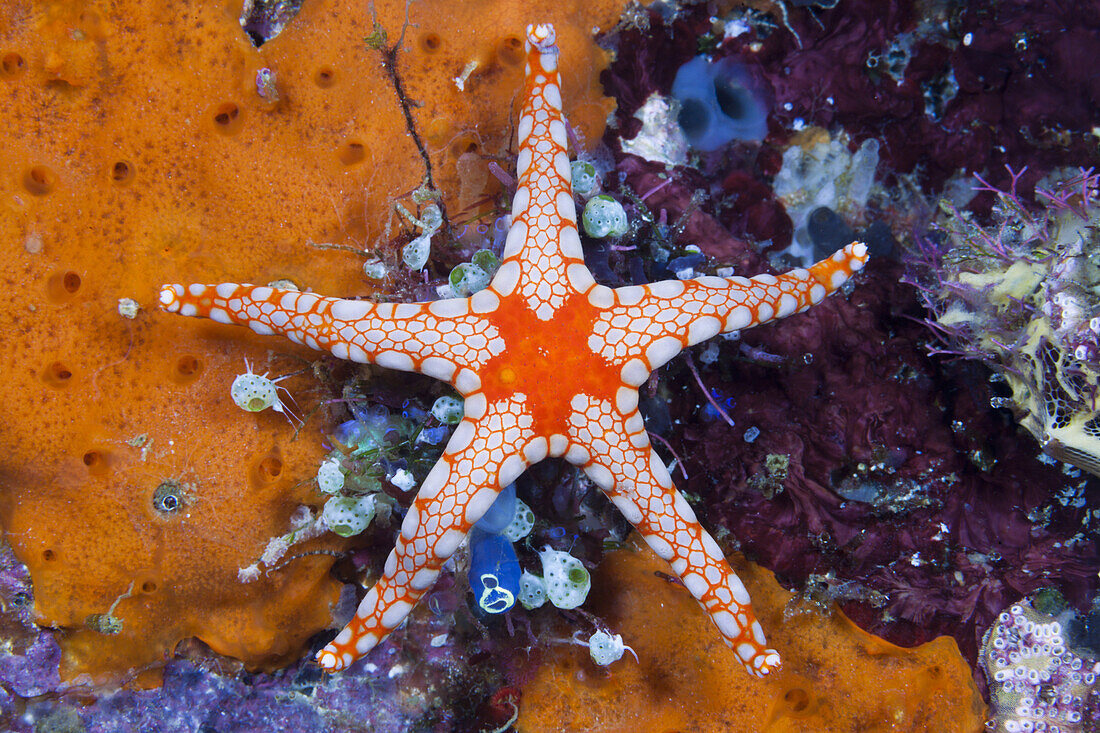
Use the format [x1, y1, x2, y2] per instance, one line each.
[518, 538, 988, 732]
[0, 0, 630, 684]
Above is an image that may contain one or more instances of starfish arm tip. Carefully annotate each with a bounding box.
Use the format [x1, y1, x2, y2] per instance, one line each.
[847, 240, 870, 270]
[315, 648, 347, 672]
[526, 23, 556, 49]
[157, 284, 182, 311]
[752, 649, 782, 677]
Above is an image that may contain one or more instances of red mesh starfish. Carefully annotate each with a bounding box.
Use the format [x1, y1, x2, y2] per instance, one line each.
[159, 23, 867, 677]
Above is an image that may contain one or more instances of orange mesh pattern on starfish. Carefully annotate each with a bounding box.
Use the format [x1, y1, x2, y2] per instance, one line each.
[159, 23, 868, 678]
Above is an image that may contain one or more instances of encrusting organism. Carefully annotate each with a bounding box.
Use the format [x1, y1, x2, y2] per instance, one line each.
[159, 23, 867, 678]
[911, 167, 1100, 476]
[981, 597, 1100, 732]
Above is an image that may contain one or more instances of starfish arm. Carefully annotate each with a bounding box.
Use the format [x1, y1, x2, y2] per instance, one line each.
[158, 283, 508, 387]
[316, 396, 536, 672]
[493, 23, 590, 322]
[588, 242, 869, 372]
[566, 393, 781, 678]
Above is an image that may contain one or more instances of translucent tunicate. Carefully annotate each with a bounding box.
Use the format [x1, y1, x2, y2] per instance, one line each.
[403, 232, 432, 270]
[363, 259, 388, 279]
[316, 456, 345, 494]
[588, 630, 630, 666]
[539, 546, 591, 610]
[449, 261, 492, 297]
[502, 498, 535, 542]
[570, 160, 600, 199]
[431, 395, 464, 424]
[321, 494, 377, 537]
[582, 195, 629, 238]
[518, 570, 547, 610]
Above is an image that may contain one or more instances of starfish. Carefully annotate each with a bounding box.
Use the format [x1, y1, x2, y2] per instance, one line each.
[159, 23, 867, 678]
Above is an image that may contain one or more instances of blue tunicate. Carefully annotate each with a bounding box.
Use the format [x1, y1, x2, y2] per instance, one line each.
[349, 401, 389, 427]
[401, 401, 427, 422]
[672, 56, 768, 150]
[491, 215, 511, 251]
[701, 391, 735, 422]
[468, 528, 521, 614]
[861, 219, 898, 259]
[475, 483, 516, 534]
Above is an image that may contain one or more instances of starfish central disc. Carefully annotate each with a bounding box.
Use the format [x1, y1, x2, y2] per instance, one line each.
[480, 291, 617, 434]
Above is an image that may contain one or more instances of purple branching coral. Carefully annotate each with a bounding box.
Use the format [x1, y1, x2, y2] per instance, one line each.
[908, 167, 1100, 477]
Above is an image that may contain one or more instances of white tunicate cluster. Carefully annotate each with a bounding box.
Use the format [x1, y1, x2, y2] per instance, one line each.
[772, 137, 879, 264]
[981, 598, 1100, 733]
[449, 262, 492, 297]
[619, 93, 689, 167]
[316, 456, 345, 494]
[401, 203, 442, 271]
[449, 249, 501, 298]
[588, 630, 629, 666]
[502, 499, 535, 542]
[518, 570, 547, 610]
[431, 395, 464, 424]
[321, 494, 377, 537]
[538, 546, 591, 610]
[570, 160, 601, 199]
[582, 195, 629, 239]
